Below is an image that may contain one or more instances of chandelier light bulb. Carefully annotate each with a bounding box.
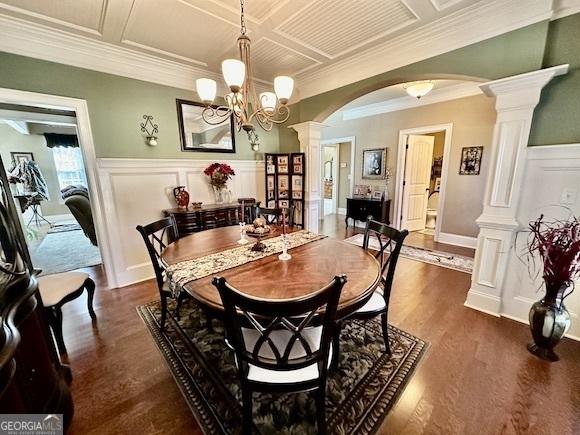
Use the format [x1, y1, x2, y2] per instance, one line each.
[195, 78, 217, 104]
[274, 76, 294, 105]
[222, 59, 246, 92]
[259, 92, 277, 114]
[403, 81, 434, 99]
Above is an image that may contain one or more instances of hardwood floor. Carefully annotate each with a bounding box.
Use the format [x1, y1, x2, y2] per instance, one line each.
[60, 220, 580, 434]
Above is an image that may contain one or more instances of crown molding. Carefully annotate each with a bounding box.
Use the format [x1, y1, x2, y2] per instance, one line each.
[296, 0, 556, 99]
[551, 0, 580, 20]
[341, 82, 482, 121]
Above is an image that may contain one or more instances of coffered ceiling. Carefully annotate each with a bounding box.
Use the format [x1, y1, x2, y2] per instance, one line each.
[0, 0, 578, 101]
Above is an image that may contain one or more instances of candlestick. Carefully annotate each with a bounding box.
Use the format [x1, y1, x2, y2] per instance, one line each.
[278, 233, 291, 261]
[237, 221, 248, 244]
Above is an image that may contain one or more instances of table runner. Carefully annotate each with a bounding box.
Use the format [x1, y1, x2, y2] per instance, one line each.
[166, 230, 326, 296]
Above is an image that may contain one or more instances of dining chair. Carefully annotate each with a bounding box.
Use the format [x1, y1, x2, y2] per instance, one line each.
[136, 216, 183, 330]
[255, 205, 295, 226]
[339, 218, 408, 357]
[38, 271, 96, 355]
[213, 274, 347, 435]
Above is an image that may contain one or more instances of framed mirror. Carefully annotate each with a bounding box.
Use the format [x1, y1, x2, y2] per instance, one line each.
[176, 99, 236, 153]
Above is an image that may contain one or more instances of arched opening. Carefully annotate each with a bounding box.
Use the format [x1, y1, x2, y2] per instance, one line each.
[315, 75, 496, 266]
[313, 73, 488, 124]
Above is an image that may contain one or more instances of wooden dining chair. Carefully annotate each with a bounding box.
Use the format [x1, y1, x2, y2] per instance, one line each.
[213, 274, 347, 435]
[340, 218, 408, 356]
[255, 205, 295, 226]
[136, 216, 182, 330]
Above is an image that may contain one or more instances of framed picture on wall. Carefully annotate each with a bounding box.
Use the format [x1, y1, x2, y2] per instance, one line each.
[459, 146, 483, 175]
[11, 152, 34, 165]
[176, 99, 236, 153]
[362, 148, 387, 179]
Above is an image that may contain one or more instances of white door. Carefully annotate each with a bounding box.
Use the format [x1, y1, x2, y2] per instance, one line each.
[401, 134, 434, 231]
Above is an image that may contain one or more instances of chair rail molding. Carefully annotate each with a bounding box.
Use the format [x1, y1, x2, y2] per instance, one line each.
[288, 121, 327, 233]
[465, 64, 569, 316]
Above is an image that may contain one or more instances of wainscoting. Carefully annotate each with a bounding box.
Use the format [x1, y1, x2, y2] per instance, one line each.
[501, 144, 580, 340]
[97, 158, 264, 287]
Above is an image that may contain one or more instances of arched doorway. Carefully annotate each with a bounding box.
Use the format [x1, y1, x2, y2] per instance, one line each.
[289, 65, 568, 324]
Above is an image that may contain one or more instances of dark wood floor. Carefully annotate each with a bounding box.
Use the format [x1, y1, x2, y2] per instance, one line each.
[61, 218, 580, 435]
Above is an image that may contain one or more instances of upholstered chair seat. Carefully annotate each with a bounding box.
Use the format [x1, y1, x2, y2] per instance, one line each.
[37, 271, 96, 354]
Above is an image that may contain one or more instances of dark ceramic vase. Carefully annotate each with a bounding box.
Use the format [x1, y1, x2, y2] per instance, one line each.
[527, 285, 571, 362]
[173, 186, 190, 208]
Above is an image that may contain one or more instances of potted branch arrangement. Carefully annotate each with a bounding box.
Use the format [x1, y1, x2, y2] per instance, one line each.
[204, 163, 235, 204]
[518, 214, 580, 361]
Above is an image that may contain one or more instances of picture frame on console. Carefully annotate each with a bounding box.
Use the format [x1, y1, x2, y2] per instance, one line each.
[176, 99, 236, 153]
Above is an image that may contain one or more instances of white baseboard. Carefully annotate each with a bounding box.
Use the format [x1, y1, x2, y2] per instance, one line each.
[438, 232, 477, 249]
[45, 213, 74, 223]
[464, 289, 501, 316]
[337, 208, 346, 215]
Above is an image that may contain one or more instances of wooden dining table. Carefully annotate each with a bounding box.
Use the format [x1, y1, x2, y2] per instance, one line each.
[161, 226, 381, 318]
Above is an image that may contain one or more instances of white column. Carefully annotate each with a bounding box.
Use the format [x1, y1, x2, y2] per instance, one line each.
[288, 121, 327, 233]
[465, 65, 568, 315]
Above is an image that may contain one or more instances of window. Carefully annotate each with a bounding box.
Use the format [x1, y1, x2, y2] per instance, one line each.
[51, 147, 87, 190]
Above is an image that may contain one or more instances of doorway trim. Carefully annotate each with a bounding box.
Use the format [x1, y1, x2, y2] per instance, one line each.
[0, 87, 115, 287]
[320, 143, 339, 215]
[394, 123, 453, 242]
[320, 136, 356, 215]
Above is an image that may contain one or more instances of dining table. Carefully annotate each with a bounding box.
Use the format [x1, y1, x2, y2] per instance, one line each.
[161, 225, 381, 318]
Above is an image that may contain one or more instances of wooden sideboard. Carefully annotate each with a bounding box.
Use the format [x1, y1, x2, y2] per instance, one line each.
[164, 202, 257, 237]
[345, 197, 391, 228]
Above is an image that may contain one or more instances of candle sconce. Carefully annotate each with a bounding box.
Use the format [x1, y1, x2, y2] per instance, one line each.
[140, 115, 158, 146]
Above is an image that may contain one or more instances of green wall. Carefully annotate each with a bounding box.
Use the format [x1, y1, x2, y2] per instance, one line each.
[0, 52, 279, 160]
[280, 15, 580, 150]
[529, 13, 580, 145]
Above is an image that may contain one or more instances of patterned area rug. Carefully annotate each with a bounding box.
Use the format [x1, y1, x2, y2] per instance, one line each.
[138, 299, 428, 434]
[345, 233, 473, 274]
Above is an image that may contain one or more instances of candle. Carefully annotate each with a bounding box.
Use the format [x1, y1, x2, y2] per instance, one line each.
[282, 210, 286, 234]
[241, 200, 245, 223]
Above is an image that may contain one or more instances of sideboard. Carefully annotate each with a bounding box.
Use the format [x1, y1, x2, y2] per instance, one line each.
[345, 197, 391, 228]
[164, 202, 257, 237]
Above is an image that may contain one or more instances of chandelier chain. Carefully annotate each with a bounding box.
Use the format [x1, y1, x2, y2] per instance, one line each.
[240, 0, 247, 35]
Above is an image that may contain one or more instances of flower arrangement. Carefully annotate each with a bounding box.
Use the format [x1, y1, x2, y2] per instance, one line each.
[519, 214, 580, 302]
[203, 163, 235, 189]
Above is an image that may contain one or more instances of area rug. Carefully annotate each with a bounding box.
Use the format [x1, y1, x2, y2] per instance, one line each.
[138, 299, 428, 434]
[48, 223, 82, 233]
[31, 229, 102, 275]
[345, 233, 473, 274]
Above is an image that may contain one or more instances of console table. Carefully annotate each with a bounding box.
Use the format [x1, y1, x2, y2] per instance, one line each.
[164, 202, 257, 238]
[345, 197, 391, 228]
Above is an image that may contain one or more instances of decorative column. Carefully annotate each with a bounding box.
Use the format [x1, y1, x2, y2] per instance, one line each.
[288, 121, 327, 233]
[465, 65, 568, 315]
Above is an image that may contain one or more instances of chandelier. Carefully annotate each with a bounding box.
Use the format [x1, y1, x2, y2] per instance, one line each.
[403, 80, 434, 99]
[195, 0, 294, 151]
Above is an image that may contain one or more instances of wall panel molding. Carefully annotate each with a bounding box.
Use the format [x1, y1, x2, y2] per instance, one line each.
[97, 158, 264, 287]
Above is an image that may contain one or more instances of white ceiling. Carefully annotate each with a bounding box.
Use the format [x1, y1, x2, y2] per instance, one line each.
[0, 0, 578, 100]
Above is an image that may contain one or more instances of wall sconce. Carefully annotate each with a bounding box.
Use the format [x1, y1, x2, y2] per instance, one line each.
[140, 115, 158, 146]
[248, 129, 260, 152]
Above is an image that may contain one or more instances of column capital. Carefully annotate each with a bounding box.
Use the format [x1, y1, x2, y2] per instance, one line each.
[479, 64, 568, 110]
[288, 121, 328, 136]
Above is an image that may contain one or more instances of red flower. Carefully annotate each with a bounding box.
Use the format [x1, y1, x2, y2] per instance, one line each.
[204, 162, 236, 187]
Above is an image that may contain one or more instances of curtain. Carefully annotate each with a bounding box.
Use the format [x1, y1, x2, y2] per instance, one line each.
[43, 133, 79, 148]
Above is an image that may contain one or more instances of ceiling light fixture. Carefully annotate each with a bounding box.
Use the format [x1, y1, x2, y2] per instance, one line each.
[403, 81, 434, 99]
[195, 0, 294, 152]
